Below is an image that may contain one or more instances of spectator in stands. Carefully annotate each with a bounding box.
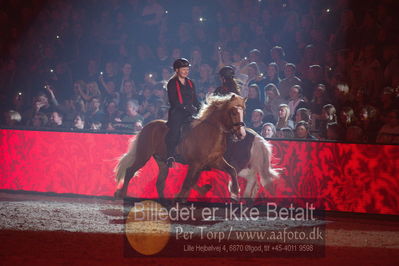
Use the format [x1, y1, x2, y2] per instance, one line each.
[245, 83, 263, 125]
[263, 83, 285, 123]
[276, 104, 294, 130]
[86, 97, 105, 127]
[270, 46, 287, 79]
[89, 120, 103, 131]
[322, 104, 337, 124]
[357, 105, 380, 143]
[288, 85, 308, 120]
[141, 71, 158, 91]
[346, 126, 366, 143]
[84, 59, 99, 83]
[118, 62, 136, 93]
[2, 0, 398, 145]
[143, 98, 163, 124]
[49, 111, 65, 129]
[121, 99, 143, 131]
[3, 110, 22, 127]
[100, 78, 120, 106]
[261, 122, 276, 139]
[278, 63, 302, 100]
[152, 83, 168, 105]
[249, 109, 264, 134]
[23, 90, 56, 126]
[294, 121, 317, 140]
[295, 108, 311, 125]
[326, 122, 340, 141]
[119, 80, 138, 110]
[102, 61, 119, 84]
[263, 62, 280, 87]
[104, 100, 122, 131]
[339, 106, 357, 129]
[380, 88, 396, 116]
[332, 83, 353, 112]
[376, 109, 399, 144]
[276, 127, 294, 139]
[77, 81, 101, 104]
[133, 120, 144, 134]
[189, 48, 203, 80]
[160, 66, 173, 86]
[319, 104, 338, 138]
[309, 84, 328, 129]
[155, 45, 170, 71]
[333, 9, 358, 50]
[297, 45, 321, 80]
[248, 49, 266, 73]
[29, 112, 49, 128]
[242, 62, 266, 98]
[197, 64, 215, 100]
[72, 113, 85, 130]
[302, 65, 325, 100]
[358, 45, 384, 100]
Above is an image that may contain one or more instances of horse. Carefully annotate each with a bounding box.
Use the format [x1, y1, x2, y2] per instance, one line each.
[224, 128, 279, 199]
[114, 94, 247, 200]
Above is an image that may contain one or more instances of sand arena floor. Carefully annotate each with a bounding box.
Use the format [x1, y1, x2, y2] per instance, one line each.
[1, 191, 398, 265]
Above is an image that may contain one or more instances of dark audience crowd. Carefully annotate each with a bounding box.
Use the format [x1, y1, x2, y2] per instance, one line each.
[1, 0, 398, 144]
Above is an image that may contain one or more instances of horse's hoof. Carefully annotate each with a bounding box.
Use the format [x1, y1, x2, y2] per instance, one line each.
[245, 198, 255, 206]
[114, 189, 124, 199]
[230, 192, 239, 202]
[173, 197, 187, 205]
[194, 184, 212, 196]
[175, 191, 190, 203]
[228, 181, 240, 197]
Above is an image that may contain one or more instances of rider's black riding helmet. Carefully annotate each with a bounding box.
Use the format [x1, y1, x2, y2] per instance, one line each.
[219, 66, 235, 79]
[173, 58, 191, 70]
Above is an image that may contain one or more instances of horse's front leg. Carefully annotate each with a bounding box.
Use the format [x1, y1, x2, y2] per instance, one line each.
[214, 158, 239, 200]
[175, 163, 202, 200]
[155, 157, 169, 198]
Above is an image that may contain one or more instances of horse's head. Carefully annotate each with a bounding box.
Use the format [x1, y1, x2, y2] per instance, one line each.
[227, 94, 247, 141]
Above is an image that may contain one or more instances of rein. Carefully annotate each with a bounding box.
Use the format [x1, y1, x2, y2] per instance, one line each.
[199, 119, 230, 133]
[199, 118, 245, 134]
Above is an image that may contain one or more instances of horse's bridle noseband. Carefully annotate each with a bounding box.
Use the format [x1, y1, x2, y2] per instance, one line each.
[232, 121, 246, 128]
[230, 105, 246, 136]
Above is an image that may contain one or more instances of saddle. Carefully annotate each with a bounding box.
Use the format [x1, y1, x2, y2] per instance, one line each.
[166, 118, 194, 166]
[224, 128, 255, 172]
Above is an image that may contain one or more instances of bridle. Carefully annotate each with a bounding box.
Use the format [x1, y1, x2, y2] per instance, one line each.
[196, 105, 245, 137]
[229, 106, 246, 137]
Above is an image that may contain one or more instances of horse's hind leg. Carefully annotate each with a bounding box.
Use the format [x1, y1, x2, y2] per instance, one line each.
[115, 159, 147, 199]
[241, 169, 258, 199]
[155, 157, 169, 198]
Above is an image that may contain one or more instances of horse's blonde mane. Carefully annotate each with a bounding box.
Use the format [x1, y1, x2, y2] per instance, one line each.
[194, 93, 244, 122]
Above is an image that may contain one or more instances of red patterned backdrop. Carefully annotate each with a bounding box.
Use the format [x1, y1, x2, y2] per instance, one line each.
[1, 129, 398, 215]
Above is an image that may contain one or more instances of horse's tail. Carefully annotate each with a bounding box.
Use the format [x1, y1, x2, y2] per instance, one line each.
[251, 134, 279, 187]
[114, 120, 168, 186]
[114, 135, 138, 185]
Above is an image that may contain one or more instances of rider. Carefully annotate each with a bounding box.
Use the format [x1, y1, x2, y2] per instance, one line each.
[213, 66, 255, 173]
[166, 58, 201, 167]
[213, 66, 241, 96]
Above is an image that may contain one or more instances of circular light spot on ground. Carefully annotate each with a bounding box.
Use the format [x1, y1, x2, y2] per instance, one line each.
[125, 200, 170, 255]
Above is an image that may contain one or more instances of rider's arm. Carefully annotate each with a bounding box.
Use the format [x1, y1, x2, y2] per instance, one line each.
[190, 81, 201, 111]
[167, 78, 181, 110]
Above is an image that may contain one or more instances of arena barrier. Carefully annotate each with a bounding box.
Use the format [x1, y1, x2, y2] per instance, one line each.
[1, 129, 398, 215]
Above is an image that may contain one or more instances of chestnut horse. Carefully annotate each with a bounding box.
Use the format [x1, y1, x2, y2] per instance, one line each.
[114, 94, 246, 200]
